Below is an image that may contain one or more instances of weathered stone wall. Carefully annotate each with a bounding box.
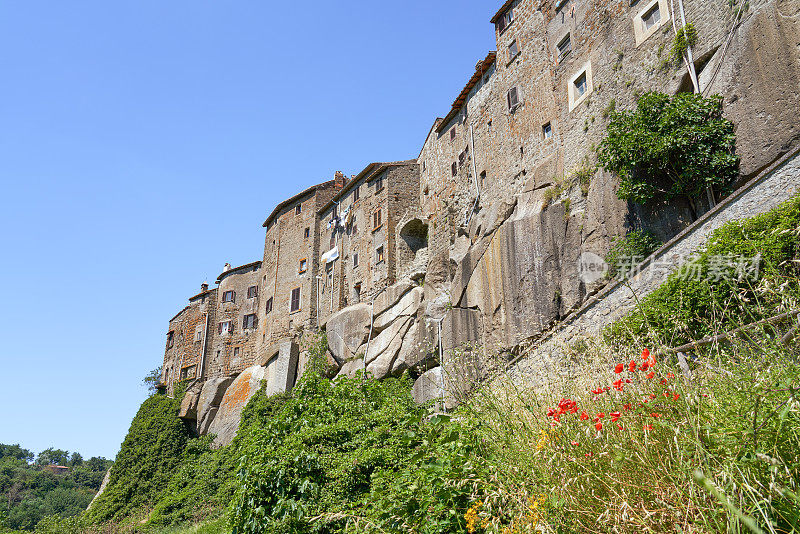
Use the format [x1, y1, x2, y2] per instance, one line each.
[207, 262, 261, 377]
[162, 287, 216, 394]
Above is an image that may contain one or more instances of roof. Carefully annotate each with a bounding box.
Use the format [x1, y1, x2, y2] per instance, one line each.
[169, 305, 190, 323]
[216, 261, 262, 284]
[490, 0, 515, 23]
[435, 52, 497, 134]
[317, 160, 418, 215]
[262, 180, 335, 228]
[417, 118, 444, 159]
[188, 287, 216, 302]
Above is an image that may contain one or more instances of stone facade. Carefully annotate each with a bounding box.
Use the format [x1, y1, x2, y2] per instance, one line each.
[160, 0, 800, 437]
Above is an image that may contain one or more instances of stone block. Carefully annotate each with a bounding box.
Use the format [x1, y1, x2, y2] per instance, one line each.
[208, 365, 267, 447]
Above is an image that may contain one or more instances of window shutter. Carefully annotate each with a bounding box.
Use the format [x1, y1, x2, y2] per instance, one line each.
[218, 323, 223, 334]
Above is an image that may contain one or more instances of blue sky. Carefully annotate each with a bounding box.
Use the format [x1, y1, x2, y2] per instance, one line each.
[0, 1, 496, 459]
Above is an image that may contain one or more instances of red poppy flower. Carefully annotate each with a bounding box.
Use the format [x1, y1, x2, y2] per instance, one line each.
[623, 403, 632, 411]
[610, 411, 621, 422]
[580, 411, 589, 420]
[591, 387, 604, 395]
[673, 394, 680, 400]
[613, 379, 624, 391]
[641, 362, 650, 372]
[661, 378, 668, 385]
[571, 441, 580, 447]
[667, 372, 675, 379]
[615, 364, 624, 374]
[547, 408, 556, 417]
[617, 424, 624, 430]
[629, 360, 637, 372]
[641, 348, 650, 360]
[643, 424, 653, 431]
[625, 378, 632, 383]
[650, 413, 661, 418]
[646, 371, 655, 379]
[595, 422, 603, 431]
[593, 412, 605, 422]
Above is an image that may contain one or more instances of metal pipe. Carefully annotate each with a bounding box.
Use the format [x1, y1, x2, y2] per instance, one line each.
[199, 311, 210, 379]
[676, 0, 699, 92]
[464, 122, 481, 227]
[363, 285, 388, 381]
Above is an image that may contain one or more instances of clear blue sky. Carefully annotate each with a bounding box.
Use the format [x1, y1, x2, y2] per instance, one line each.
[0, 1, 495, 459]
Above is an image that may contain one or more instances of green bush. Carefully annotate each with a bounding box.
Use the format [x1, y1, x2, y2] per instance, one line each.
[598, 92, 739, 215]
[605, 229, 662, 278]
[86, 394, 192, 523]
[606, 196, 800, 347]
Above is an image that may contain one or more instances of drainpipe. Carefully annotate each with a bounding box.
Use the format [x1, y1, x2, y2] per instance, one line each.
[671, 0, 699, 93]
[432, 315, 447, 413]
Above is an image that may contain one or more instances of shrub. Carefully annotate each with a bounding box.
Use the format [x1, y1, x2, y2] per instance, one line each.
[606, 196, 800, 347]
[605, 229, 662, 278]
[86, 395, 191, 523]
[598, 92, 739, 216]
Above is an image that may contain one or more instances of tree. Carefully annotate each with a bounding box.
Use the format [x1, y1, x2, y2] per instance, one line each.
[36, 448, 70, 467]
[69, 452, 83, 467]
[0, 444, 33, 463]
[143, 366, 163, 395]
[598, 92, 739, 218]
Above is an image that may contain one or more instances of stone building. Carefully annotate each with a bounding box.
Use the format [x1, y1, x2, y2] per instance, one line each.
[162, 0, 800, 441]
[316, 161, 420, 326]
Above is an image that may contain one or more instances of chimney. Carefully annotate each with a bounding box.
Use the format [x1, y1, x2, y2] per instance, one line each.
[223, 262, 232, 272]
[334, 171, 347, 189]
[201, 282, 209, 292]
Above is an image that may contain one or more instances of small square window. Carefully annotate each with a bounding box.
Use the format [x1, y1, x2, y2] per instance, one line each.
[373, 209, 382, 230]
[451, 162, 458, 176]
[218, 321, 233, 335]
[299, 258, 308, 273]
[222, 290, 235, 303]
[507, 86, 521, 111]
[243, 314, 257, 330]
[543, 122, 553, 139]
[332, 204, 338, 218]
[450, 127, 456, 141]
[290, 287, 301, 312]
[295, 204, 302, 215]
[304, 227, 310, 239]
[557, 34, 572, 62]
[194, 326, 203, 342]
[375, 176, 384, 192]
[643, 3, 661, 30]
[353, 253, 359, 268]
[376, 246, 385, 264]
[574, 73, 587, 97]
[508, 39, 519, 61]
[233, 347, 240, 358]
[265, 297, 273, 314]
[353, 185, 360, 201]
[167, 331, 175, 349]
[247, 285, 258, 299]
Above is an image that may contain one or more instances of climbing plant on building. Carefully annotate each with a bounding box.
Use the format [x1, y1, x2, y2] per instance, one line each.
[597, 91, 739, 218]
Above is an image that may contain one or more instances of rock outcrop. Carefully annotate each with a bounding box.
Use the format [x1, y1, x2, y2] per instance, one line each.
[207, 366, 267, 447]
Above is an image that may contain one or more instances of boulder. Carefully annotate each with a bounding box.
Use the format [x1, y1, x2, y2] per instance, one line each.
[372, 280, 414, 318]
[263, 341, 300, 396]
[391, 321, 435, 374]
[335, 358, 365, 380]
[325, 303, 371, 363]
[178, 380, 203, 421]
[196, 377, 235, 435]
[373, 286, 423, 331]
[365, 316, 413, 378]
[412, 366, 445, 407]
[207, 366, 266, 447]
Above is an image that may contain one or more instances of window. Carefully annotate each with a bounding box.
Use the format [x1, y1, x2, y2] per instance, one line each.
[353, 283, 362, 303]
[543, 122, 553, 139]
[568, 62, 594, 111]
[487, 119, 492, 132]
[295, 204, 302, 215]
[557, 34, 572, 62]
[233, 347, 240, 358]
[480, 171, 486, 189]
[574, 73, 587, 97]
[376, 246, 385, 264]
[507, 86, 521, 111]
[634, 0, 669, 45]
[373, 209, 382, 230]
[243, 314, 257, 330]
[218, 321, 233, 334]
[353, 185, 360, 201]
[375, 176, 384, 192]
[167, 331, 174, 349]
[352, 215, 358, 235]
[497, 8, 514, 33]
[332, 204, 338, 219]
[290, 287, 301, 312]
[304, 227, 310, 239]
[247, 285, 258, 298]
[222, 290, 235, 303]
[265, 297, 273, 314]
[451, 162, 458, 176]
[450, 127, 456, 141]
[508, 39, 519, 61]
[643, 3, 661, 30]
[194, 326, 203, 342]
[353, 253, 359, 268]
[180, 365, 196, 381]
[299, 258, 308, 273]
